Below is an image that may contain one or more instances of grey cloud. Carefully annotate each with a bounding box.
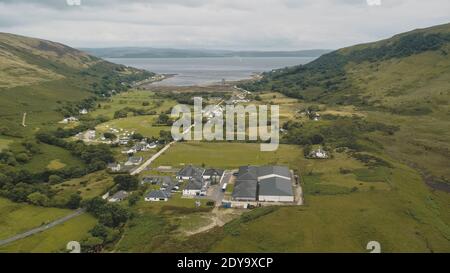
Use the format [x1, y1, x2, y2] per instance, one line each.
[0, 0, 449, 50]
[0, 0, 207, 9]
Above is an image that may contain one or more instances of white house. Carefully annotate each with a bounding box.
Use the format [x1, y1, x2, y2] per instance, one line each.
[79, 108, 88, 115]
[102, 192, 110, 200]
[122, 148, 137, 154]
[86, 130, 96, 140]
[308, 148, 329, 159]
[59, 117, 78, 124]
[119, 137, 130, 145]
[107, 163, 121, 172]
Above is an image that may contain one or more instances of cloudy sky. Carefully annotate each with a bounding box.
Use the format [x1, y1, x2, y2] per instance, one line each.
[0, 0, 449, 50]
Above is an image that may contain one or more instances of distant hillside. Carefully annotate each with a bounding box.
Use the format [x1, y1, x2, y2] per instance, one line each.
[240, 23, 450, 113]
[81, 47, 331, 59]
[240, 23, 450, 187]
[0, 33, 152, 136]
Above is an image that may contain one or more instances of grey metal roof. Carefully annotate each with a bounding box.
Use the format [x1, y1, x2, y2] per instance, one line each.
[259, 177, 293, 197]
[232, 179, 258, 200]
[237, 166, 258, 181]
[177, 165, 205, 177]
[185, 178, 203, 190]
[146, 190, 170, 199]
[232, 165, 292, 200]
[111, 190, 128, 199]
[127, 156, 143, 164]
[257, 166, 291, 179]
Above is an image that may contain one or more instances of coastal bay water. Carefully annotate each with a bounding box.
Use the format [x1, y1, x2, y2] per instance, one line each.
[107, 57, 316, 86]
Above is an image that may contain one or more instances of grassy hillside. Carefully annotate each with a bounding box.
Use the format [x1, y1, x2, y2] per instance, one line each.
[240, 23, 450, 187]
[0, 32, 153, 138]
[241, 23, 450, 107]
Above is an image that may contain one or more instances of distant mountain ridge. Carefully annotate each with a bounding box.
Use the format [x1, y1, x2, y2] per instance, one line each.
[80, 47, 331, 59]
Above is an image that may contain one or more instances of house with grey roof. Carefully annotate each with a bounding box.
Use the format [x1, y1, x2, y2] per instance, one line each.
[232, 165, 294, 203]
[125, 156, 143, 166]
[108, 190, 128, 202]
[145, 190, 170, 202]
[183, 176, 208, 196]
[177, 165, 205, 180]
[132, 142, 154, 152]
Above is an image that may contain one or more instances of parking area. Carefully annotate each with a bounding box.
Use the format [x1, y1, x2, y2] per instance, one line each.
[207, 170, 233, 206]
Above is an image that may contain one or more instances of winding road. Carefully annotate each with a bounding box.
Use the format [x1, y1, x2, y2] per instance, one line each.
[130, 99, 224, 176]
[0, 209, 85, 247]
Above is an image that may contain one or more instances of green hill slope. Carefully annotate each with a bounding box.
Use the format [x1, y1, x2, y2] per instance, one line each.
[0, 33, 153, 137]
[241, 23, 450, 108]
[241, 23, 450, 187]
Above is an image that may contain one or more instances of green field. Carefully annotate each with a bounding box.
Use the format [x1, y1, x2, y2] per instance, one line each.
[52, 171, 114, 202]
[242, 23, 450, 189]
[96, 115, 171, 139]
[177, 154, 450, 253]
[0, 198, 74, 240]
[0, 137, 13, 151]
[91, 90, 177, 119]
[113, 195, 213, 252]
[153, 142, 303, 169]
[20, 143, 85, 173]
[0, 213, 97, 253]
[112, 213, 169, 252]
[131, 137, 450, 253]
[0, 79, 92, 138]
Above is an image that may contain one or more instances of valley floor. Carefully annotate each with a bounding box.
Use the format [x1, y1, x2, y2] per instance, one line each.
[0, 84, 448, 253]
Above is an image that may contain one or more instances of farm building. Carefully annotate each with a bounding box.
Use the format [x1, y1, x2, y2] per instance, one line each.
[232, 179, 258, 201]
[259, 177, 294, 202]
[232, 166, 294, 203]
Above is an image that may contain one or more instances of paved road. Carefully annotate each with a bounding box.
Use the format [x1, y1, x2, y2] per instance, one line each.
[131, 99, 224, 176]
[130, 140, 176, 175]
[0, 209, 85, 247]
